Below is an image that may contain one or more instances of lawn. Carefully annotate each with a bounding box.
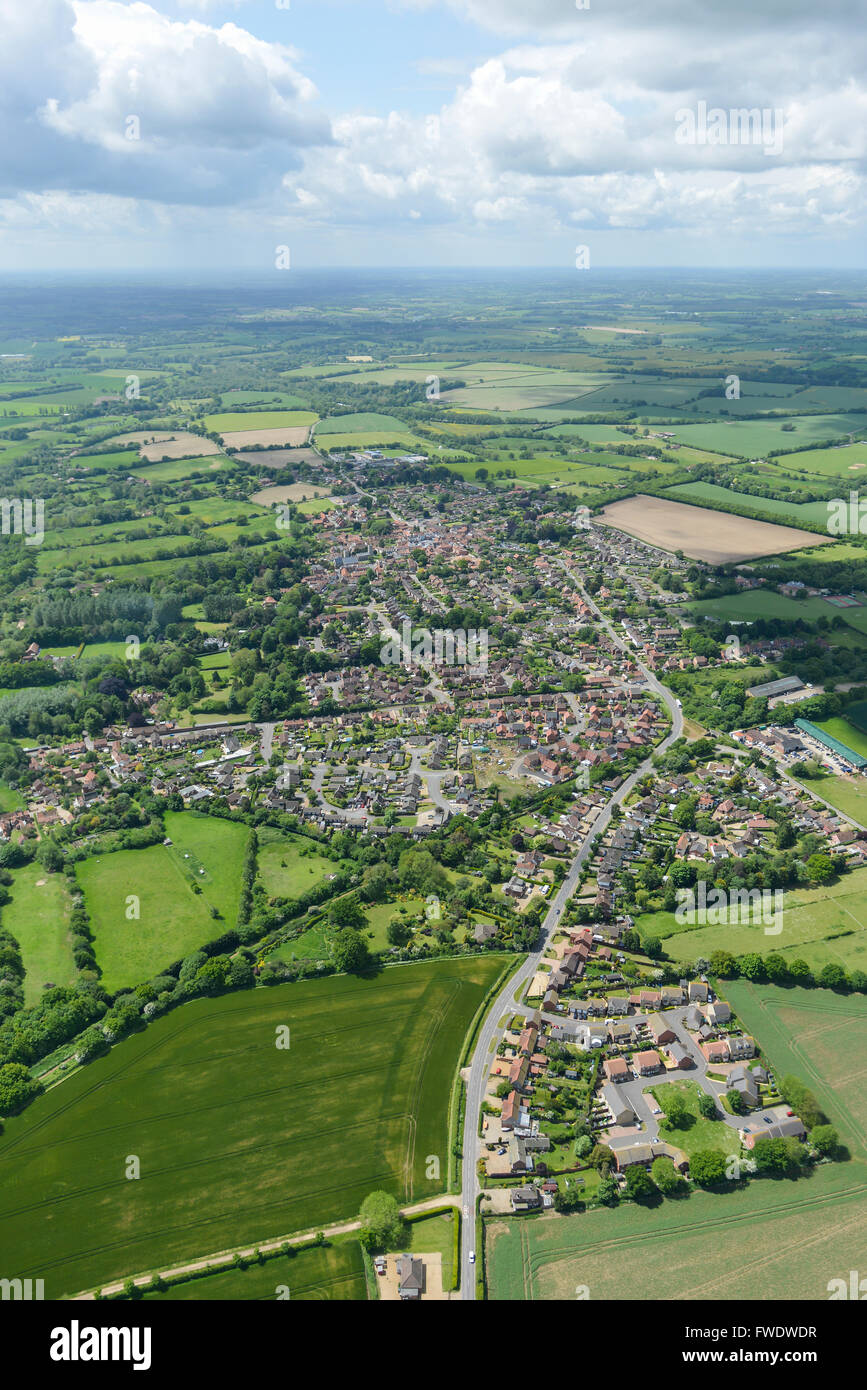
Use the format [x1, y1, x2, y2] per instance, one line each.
[0, 957, 505, 1296]
[485, 1161, 867, 1300]
[650, 1080, 741, 1160]
[76, 811, 249, 990]
[256, 828, 336, 899]
[4, 862, 77, 1004]
[139, 1237, 366, 1301]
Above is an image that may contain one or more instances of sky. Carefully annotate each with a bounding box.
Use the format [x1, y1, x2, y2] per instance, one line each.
[0, 0, 864, 271]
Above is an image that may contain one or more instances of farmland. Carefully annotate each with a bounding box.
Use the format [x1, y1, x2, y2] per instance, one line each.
[723, 980, 867, 1155]
[597, 494, 828, 564]
[4, 863, 76, 1005]
[636, 866, 867, 976]
[75, 812, 250, 991]
[485, 1163, 867, 1300]
[0, 957, 504, 1297]
[139, 1238, 367, 1301]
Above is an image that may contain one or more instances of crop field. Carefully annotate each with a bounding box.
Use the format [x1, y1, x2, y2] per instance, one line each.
[637, 866, 867, 975]
[597, 494, 829, 563]
[666, 481, 831, 528]
[663, 416, 866, 457]
[140, 1239, 367, 1301]
[5, 862, 76, 1004]
[724, 980, 867, 1154]
[485, 1162, 867, 1300]
[75, 811, 250, 991]
[0, 957, 505, 1296]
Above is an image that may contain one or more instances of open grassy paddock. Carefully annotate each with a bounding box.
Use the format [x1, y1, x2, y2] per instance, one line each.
[75, 811, 250, 991]
[0, 956, 505, 1296]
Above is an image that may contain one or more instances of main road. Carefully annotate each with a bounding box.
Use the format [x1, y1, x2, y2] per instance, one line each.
[459, 556, 683, 1297]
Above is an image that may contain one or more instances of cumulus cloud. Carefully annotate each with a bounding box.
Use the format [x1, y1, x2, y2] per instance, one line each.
[0, 0, 331, 205]
[0, 0, 863, 261]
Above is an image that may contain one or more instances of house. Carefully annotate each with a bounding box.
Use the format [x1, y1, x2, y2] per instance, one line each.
[510, 1186, 542, 1211]
[740, 1107, 806, 1148]
[646, 1012, 676, 1045]
[727, 1066, 760, 1108]
[508, 1054, 531, 1090]
[728, 1034, 756, 1061]
[518, 1024, 539, 1056]
[706, 1001, 731, 1025]
[602, 1083, 635, 1126]
[396, 1254, 425, 1300]
[634, 1049, 662, 1076]
[604, 1057, 630, 1083]
[683, 1006, 704, 1031]
[501, 1091, 525, 1130]
[700, 1039, 730, 1064]
[688, 980, 709, 1003]
[668, 1042, 693, 1069]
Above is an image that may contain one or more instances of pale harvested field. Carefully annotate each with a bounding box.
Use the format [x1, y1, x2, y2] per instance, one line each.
[251, 483, 332, 505]
[109, 431, 221, 461]
[598, 494, 831, 564]
[221, 426, 311, 449]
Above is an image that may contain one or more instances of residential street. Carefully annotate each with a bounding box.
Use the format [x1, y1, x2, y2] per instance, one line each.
[459, 650, 683, 1297]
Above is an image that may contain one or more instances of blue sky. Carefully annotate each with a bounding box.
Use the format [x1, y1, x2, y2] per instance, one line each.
[0, 0, 864, 270]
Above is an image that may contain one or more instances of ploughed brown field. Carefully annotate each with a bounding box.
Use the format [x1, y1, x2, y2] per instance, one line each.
[597, 494, 833, 564]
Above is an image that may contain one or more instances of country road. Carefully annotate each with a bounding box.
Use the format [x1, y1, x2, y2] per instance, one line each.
[459, 563, 683, 1298]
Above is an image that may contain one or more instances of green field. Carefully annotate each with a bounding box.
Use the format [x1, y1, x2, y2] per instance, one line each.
[76, 811, 250, 990]
[485, 1162, 867, 1300]
[637, 865, 867, 975]
[688, 589, 867, 635]
[792, 771, 867, 824]
[650, 1081, 741, 1160]
[812, 717, 867, 759]
[0, 957, 504, 1296]
[140, 1238, 366, 1301]
[205, 410, 317, 432]
[5, 862, 77, 1004]
[256, 829, 336, 898]
[723, 979, 867, 1156]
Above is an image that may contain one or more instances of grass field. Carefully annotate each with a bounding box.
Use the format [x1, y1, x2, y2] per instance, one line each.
[485, 1162, 867, 1300]
[76, 811, 250, 990]
[140, 1238, 366, 1301]
[723, 979, 867, 1156]
[791, 772, 867, 825]
[256, 829, 337, 898]
[0, 957, 505, 1296]
[5, 863, 77, 1004]
[812, 717, 867, 759]
[637, 866, 867, 975]
[689, 589, 867, 635]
